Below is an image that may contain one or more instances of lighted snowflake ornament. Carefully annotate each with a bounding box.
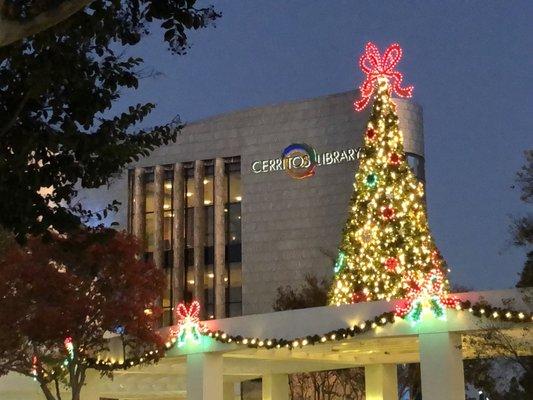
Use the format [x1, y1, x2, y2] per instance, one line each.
[172, 301, 204, 347]
[354, 42, 414, 111]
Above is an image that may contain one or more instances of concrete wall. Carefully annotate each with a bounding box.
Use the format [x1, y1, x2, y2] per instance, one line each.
[76, 91, 424, 315]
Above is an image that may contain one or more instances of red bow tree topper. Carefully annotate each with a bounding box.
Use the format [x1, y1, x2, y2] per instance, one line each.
[354, 42, 414, 111]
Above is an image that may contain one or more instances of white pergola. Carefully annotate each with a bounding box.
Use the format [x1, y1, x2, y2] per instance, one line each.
[1, 288, 531, 400]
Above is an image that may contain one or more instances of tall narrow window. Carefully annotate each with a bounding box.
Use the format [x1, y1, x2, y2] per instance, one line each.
[225, 159, 242, 317]
[184, 165, 195, 302]
[204, 164, 215, 318]
[162, 168, 174, 326]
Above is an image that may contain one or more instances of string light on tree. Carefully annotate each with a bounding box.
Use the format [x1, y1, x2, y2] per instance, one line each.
[31, 356, 39, 381]
[329, 42, 455, 313]
[64, 337, 74, 361]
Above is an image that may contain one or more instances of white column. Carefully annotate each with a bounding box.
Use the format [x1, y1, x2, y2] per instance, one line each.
[132, 167, 145, 248]
[223, 381, 235, 400]
[193, 160, 206, 316]
[186, 353, 223, 400]
[365, 364, 398, 400]
[173, 162, 185, 305]
[262, 374, 289, 400]
[153, 165, 165, 269]
[214, 158, 227, 319]
[419, 332, 465, 400]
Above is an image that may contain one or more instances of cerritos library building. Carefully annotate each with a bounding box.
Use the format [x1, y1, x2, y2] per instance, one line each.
[78, 90, 425, 322]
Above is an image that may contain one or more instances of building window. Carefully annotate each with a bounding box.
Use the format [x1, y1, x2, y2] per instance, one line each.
[225, 159, 242, 317]
[406, 153, 425, 182]
[129, 157, 242, 323]
[184, 164, 195, 303]
[204, 164, 215, 318]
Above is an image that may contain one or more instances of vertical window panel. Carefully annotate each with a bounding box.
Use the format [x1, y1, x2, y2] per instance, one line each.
[163, 210, 173, 251]
[163, 179, 173, 211]
[229, 173, 241, 203]
[185, 177, 195, 206]
[203, 176, 214, 205]
[185, 208, 194, 248]
[228, 203, 241, 244]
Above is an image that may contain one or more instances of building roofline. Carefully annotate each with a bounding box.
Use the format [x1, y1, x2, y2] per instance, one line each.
[184, 90, 422, 127]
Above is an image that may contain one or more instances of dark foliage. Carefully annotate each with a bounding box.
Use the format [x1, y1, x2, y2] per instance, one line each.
[273, 275, 330, 311]
[511, 151, 533, 287]
[0, 227, 165, 400]
[0, 0, 220, 241]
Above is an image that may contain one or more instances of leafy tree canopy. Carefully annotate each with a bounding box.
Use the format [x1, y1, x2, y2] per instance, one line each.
[0, 0, 220, 241]
[0, 228, 165, 400]
[512, 150, 533, 288]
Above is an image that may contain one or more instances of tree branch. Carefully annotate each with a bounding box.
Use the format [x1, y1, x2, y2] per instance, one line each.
[0, 90, 31, 137]
[0, 0, 95, 47]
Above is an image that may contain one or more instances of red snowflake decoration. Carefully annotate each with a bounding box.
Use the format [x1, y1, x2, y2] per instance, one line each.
[354, 42, 414, 111]
[389, 153, 401, 166]
[366, 128, 377, 141]
[351, 291, 368, 303]
[381, 206, 395, 220]
[385, 257, 399, 272]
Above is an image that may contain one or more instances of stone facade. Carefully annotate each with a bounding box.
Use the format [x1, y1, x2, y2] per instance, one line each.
[76, 90, 424, 316]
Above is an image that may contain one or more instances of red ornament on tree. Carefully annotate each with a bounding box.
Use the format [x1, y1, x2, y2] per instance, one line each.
[389, 152, 401, 166]
[366, 128, 376, 140]
[385, 257, 398, 272]
[381, 206, 395, 220]
[351, 291, 367, 303]
[354, 42, 414, 111]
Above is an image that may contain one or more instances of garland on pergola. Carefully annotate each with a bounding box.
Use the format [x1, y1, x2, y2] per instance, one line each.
[79, 298, 531, 371]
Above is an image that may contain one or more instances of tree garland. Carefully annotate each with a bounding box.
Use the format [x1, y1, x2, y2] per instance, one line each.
[76, 299, 531, 372]
[199, 300, 532, 350]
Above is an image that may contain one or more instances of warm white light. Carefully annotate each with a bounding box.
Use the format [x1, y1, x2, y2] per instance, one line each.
[204, 200, 212, 205]
[186, 192, 193, 197]
[235, 196, 242, 201]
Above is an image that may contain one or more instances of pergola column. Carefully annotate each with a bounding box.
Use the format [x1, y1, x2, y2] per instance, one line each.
[364, 364, 398, 400]
[186, 353, 223, 400]
[153, 165, 165, 269]
[262, 374, 289, 400]
[172, 162, 185, 306]
[419, 332, 465, 400]
[193, 160, 206, 316]
[214, 157, 227, 319]
[223, 381, 235, 400]
[132, 167, 146, 248]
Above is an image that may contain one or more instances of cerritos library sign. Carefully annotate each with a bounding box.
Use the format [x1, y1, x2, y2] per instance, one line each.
[251, 143, 363, 179]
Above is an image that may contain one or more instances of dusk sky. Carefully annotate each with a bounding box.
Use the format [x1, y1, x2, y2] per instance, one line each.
[117, 1, 532, 291]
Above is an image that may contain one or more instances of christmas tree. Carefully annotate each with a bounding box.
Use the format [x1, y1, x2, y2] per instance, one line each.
[330, 43, 456, 321]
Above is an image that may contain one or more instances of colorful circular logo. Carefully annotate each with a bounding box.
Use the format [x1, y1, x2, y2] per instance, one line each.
[281, 143, 317, 179]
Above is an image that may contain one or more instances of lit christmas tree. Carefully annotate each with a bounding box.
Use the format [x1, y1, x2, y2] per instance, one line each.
[330, 43, 457, 320]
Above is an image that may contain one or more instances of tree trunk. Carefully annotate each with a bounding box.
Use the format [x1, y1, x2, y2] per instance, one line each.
[40, 382, 58, 400]
[71, 365, 86, 400]
[0, 0, 94, 47]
